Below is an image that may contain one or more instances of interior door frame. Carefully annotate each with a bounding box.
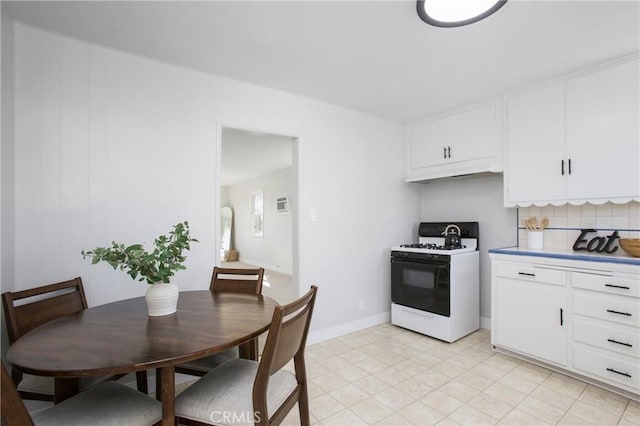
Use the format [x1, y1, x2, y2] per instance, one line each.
[215, 122, 300, 297]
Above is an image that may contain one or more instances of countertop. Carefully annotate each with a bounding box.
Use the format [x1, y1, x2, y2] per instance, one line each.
[488, 246, 640, 266]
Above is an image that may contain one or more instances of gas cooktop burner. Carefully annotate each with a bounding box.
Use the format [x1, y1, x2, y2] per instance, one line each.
[400, 243, 466, 250]
[400, 243, 435, 249]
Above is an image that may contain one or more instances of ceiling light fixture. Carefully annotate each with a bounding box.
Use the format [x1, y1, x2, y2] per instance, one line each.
[417, 0, 508, 27]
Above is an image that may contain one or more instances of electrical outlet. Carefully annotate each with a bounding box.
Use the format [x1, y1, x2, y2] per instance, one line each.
[359, 299, 365, 311]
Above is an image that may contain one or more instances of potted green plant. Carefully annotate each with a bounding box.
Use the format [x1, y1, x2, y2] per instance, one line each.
[82, 221, 198, 316]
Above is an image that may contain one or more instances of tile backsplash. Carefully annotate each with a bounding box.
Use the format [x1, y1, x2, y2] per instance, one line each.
[518, 201, 640, 252]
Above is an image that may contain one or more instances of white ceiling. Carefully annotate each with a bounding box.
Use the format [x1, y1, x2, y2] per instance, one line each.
[4, 1, 639, 124]
[221, 128, 292, 186]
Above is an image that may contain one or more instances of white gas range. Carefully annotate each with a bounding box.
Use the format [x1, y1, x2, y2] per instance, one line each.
[390, 222, 480, 343]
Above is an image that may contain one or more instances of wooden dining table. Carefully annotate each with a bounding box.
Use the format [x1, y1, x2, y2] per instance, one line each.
[7, 290, 279, 425]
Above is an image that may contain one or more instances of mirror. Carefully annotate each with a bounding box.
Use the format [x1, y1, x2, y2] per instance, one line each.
[220, 207, 233, 260]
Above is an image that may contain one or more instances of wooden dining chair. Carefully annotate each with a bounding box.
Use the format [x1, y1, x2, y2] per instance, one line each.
[2, 277, 148, 400]
[175, 285, 317, 426]
[1, 362, 161, 426]
[174, 266, 265, 378]
[210, 266, 265, 295]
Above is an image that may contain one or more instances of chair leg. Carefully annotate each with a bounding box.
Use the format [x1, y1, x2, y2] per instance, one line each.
[298, 384, 310, 426]
[10, 368, 23, 386]
[136, 371, 148, 394]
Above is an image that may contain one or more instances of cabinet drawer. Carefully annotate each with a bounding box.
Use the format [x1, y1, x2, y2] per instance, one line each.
[573, 290, 640, 327]
[573, 273, 639, 298]
[574, 347, 639, 390]
[573, 318, 639, 358]
[496, 263, 566, 286]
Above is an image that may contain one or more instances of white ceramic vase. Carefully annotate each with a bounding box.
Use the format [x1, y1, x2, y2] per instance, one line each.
[145, 283, 179, 316]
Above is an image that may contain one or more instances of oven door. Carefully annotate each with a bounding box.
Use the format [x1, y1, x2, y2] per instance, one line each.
[391, 256, 450, 317]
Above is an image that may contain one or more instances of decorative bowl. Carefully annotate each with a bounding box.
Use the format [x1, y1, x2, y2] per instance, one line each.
[619, 238, 640, 257]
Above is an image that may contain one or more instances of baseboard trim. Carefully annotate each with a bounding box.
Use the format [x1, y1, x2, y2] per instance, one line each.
[307, 311, 390, 345]
[480, 316, 491, 330]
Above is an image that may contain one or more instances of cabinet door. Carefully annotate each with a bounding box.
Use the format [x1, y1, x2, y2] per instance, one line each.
[407, 101, 500, 180]
[506, 83, 567, 204]
[408, 117, 451, 169]
[448, 103, 499, 163]
[495, 277, 567, 366]
[567, 59, 639, 201]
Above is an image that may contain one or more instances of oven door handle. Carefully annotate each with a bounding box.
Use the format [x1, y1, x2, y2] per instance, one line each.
[391, 258, 449, 267]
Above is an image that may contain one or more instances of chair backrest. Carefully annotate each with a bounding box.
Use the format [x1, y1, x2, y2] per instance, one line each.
[210, 267, 264, 295]
[2, 277, 88, 344]
[253, 286, 317, 424]
[1, 361, 34, 425]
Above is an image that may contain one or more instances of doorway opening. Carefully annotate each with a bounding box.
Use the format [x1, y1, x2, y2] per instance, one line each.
[218, 127, 298, 304]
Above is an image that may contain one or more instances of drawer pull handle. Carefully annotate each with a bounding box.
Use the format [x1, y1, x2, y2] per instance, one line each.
[605, 284, 631, 290]
[560, 308, 564, 326]
[607, 309, 632, 317]
[606, 368, 632, 378]
[518, 272, 535, 277]
[607, 339, 633, 348]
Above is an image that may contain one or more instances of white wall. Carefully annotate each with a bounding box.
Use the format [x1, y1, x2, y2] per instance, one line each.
[1, 3, 16, 361]
[419, 173, 518, 326]
[9, 24, 420, 335]
[228, 168, 293, 274]
[220, 185, 230, 208]
[1, 4, 15, 295]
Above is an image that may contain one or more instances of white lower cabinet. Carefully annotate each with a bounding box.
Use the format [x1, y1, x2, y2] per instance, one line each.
[491, 252, 640, 398]
[573, 347, 639, 390]
[494, 264, 567, 366]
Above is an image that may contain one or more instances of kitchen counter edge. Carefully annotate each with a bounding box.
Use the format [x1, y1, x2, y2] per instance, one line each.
[488, 247, 640, 266]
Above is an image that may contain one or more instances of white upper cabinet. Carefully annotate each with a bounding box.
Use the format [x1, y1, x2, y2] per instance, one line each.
[406, 99, 502, 182]
[566, 59, 640, 201]
[504, 55, 639, 207]
[506, 83, 567, 204]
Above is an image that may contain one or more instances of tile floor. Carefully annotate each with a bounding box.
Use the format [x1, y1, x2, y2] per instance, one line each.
[280, 323, 639, 426]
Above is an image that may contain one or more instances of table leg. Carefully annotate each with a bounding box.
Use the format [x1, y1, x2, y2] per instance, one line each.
[239, 337, 259, 360]
[54, 378, 79, 404]
[156, 366, 176, 426]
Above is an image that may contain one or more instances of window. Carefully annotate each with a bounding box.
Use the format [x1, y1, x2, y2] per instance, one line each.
[250, 190, 264, 237]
